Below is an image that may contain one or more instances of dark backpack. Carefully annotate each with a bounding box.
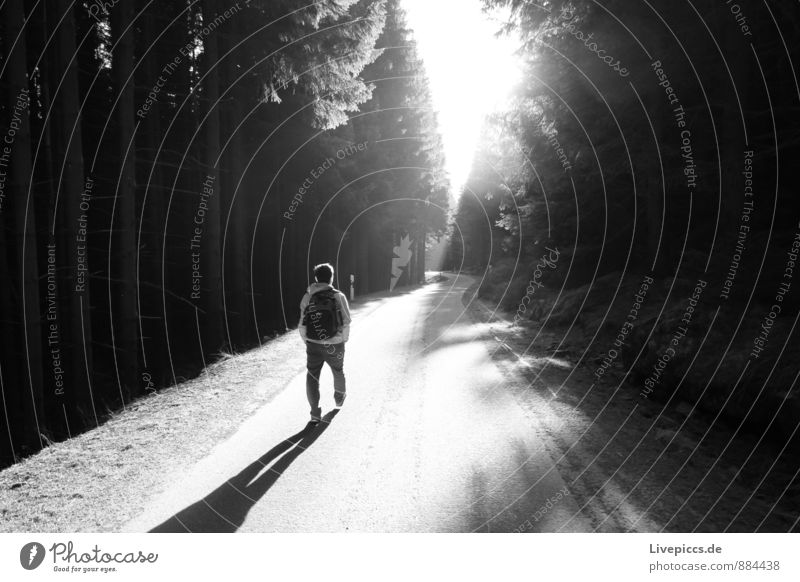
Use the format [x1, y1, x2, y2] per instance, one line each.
[303, 289, 342, 341]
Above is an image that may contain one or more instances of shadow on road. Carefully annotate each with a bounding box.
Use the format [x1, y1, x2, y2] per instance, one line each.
[150, 410, 339, 532]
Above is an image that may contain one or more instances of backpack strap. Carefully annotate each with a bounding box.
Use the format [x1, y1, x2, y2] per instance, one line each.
[320, 288, 343, 328]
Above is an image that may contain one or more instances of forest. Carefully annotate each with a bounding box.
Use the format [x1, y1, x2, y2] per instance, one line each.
[3, 0, 800, 480]
[452, 0, 800, 451]
[0, 0, 449, 467]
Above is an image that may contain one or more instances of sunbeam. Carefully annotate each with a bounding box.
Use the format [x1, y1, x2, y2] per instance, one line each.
[403, 0, 522, 194]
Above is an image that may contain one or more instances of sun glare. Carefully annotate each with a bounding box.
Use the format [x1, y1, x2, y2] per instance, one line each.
[402, 0, 521, 196]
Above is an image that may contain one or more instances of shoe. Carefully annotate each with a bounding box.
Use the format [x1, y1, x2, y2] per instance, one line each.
[309, 415, 321, 425]
[334, 392, 346, 408]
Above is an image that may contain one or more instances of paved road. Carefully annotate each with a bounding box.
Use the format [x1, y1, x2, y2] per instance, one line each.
[126, 274, 589, 532]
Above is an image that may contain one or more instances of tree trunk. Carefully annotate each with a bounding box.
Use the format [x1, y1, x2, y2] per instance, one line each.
[138, 4, 167, 388]
[357, 220, 371, 293]
[5, 0, 46, 450]
[220, 19, 248, 347]
[416, 222, 426, 284]
[0, 213, 19, 464]
[50, 0, 95, 432]
[712, 2, 751, 240]
[112, 0, 139, 401]
[201, 0, 224, 353]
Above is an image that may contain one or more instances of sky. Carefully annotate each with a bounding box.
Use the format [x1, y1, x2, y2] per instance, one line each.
[401, 0, 522, 195]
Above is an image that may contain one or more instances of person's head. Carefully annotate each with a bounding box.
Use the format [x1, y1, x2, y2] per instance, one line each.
[313, 262, 334, 284]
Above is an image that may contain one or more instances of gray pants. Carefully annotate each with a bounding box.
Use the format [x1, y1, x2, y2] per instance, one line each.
[306, 341, 346, 419]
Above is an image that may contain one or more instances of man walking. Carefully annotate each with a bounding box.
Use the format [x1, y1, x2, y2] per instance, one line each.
[299, 263, 352, 424]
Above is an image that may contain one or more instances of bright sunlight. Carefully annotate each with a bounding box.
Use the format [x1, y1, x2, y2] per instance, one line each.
[402, 0, 521, 195]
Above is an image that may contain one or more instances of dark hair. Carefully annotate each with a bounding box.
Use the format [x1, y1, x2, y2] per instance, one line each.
[313, 262, 334, 284]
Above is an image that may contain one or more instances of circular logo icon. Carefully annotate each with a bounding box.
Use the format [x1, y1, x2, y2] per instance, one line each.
[20, 542, 46, 570]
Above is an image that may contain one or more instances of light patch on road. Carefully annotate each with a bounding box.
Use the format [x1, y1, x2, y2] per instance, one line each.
[432, 322, 495, 346]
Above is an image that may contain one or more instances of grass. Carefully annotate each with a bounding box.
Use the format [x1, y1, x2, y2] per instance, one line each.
[0, 332, 309, 532]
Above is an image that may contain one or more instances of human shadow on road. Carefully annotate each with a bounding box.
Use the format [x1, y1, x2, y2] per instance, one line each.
[150, 410, 339, 532]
